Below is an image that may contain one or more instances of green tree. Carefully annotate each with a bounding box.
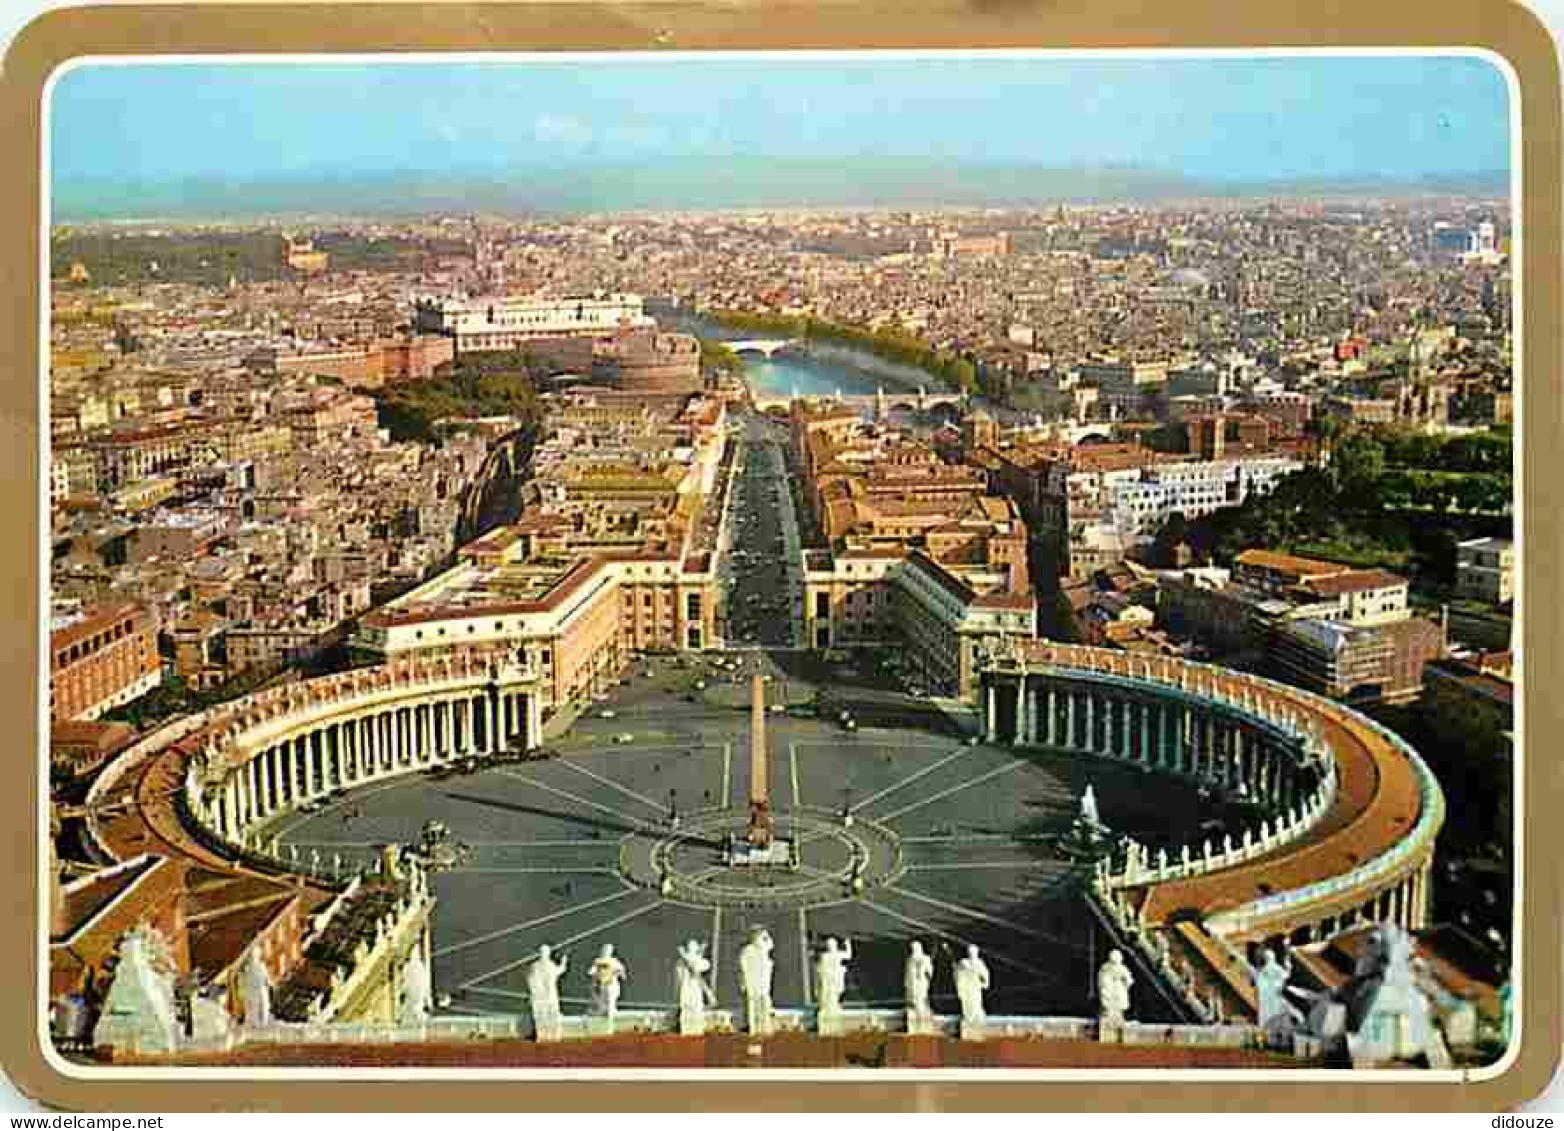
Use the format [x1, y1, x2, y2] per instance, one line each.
[1328, 428, 1386, 499]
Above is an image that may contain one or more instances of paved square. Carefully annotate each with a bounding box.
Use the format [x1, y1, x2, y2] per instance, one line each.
[276, 660, 1232, 1024]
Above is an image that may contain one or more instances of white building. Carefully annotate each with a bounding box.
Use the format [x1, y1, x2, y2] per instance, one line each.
[412, 293, 654, 353]
[1455, 537, 1515, 606]
[1096, 455, 1304, 537]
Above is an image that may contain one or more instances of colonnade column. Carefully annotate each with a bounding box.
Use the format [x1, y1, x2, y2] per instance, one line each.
[1046, 688, 1057, 747]
[341, 720, 355, 784]
[488, 689, 500, 754]
[1013, 677, 1027, 747]
[985, 684, 997, 743]
[258, 753, 269, 818]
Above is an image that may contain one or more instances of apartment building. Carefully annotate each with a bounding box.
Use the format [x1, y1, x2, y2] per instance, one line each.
[49, 602, 163, 721]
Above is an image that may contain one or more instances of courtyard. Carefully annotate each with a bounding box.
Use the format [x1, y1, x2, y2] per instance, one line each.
[273, 651, 1231, 1024]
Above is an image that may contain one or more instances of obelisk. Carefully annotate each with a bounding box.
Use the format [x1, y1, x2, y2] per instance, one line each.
[747, 672, 773, 847]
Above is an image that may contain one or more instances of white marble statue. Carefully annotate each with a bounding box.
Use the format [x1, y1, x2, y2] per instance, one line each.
[1098, 948, 1135, 1025]
[737, 927, 775, 1036]
[1346, 923, 1442, 1067]
[1249, 947, 1297, 1037]
[589, 944, 627, 1021]
[92, 926, 182, 1054]
[675, 939, 715, 1034]
[954, 944, 991, 1023]
[190, 988, 233, 1043]
[527, 944, 568, 1038]
[399, 946, 432, 1025]
[239, 946, 273, 1028]
[814, 937, 853, 1016]
[904, 941, 935, 1017]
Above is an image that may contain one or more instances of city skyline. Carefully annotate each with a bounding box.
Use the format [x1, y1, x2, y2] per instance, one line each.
[50, 53, 1512, 220]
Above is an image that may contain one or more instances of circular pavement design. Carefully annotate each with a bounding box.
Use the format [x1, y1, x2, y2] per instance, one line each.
[620, 807, 905, 909]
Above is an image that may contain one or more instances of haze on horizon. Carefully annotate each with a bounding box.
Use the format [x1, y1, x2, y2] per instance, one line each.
[49, 54, 1512, 221]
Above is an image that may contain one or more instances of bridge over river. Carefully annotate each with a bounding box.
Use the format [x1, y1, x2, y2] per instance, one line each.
[727, 338, 798, 358]
[751, 388, 969, 413]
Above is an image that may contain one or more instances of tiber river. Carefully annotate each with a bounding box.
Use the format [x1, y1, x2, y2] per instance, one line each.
[665, 311, 919, 400]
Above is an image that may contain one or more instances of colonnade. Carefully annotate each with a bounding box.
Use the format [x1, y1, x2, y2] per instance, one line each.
[984, 672, 1313, 812]
[1259, 853, 1437, 947]
[203, 684, 541, 843]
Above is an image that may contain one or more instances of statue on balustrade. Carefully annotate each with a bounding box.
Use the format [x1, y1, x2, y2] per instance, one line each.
[814, 937, 853, 1016]
[239, 946, 273, 1028]
[589, 943, 627, 1022]
[1098, 949, 1134, 1026]
[954, 944, 991, 1023]
[1248, 947, 1300, 1040]
[738, 927, 775, 1036]
[527, 944, 568, 1039]
[904, 941, 935, 1018]
[399, 946, 432, 1024]
[675, 938, 716, 1034]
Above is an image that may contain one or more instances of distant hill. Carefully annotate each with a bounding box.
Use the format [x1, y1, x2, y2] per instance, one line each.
[51, 159, 1511, 223]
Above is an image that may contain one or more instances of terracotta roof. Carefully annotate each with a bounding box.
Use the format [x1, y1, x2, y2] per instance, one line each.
[1139, 698, 1423, 925]
[1233, 549, 1348, 578]
[50, 603, 147, 651]
[1299, 569, 1408, 598]
[1019, 644, 1433, 937]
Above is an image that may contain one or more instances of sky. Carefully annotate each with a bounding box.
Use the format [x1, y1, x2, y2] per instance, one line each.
[47, 54, 1513, 217]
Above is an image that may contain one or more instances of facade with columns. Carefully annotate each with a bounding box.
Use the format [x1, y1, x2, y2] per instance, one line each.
[979, 643, 1443, 959]
[179, 652, 543, 848]
[803, 550, 1037, 700]
[355, 551, 718, 716]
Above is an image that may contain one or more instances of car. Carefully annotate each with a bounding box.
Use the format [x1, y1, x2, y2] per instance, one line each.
[599, 709, 617, 719]
[613, 733, 636, 745]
